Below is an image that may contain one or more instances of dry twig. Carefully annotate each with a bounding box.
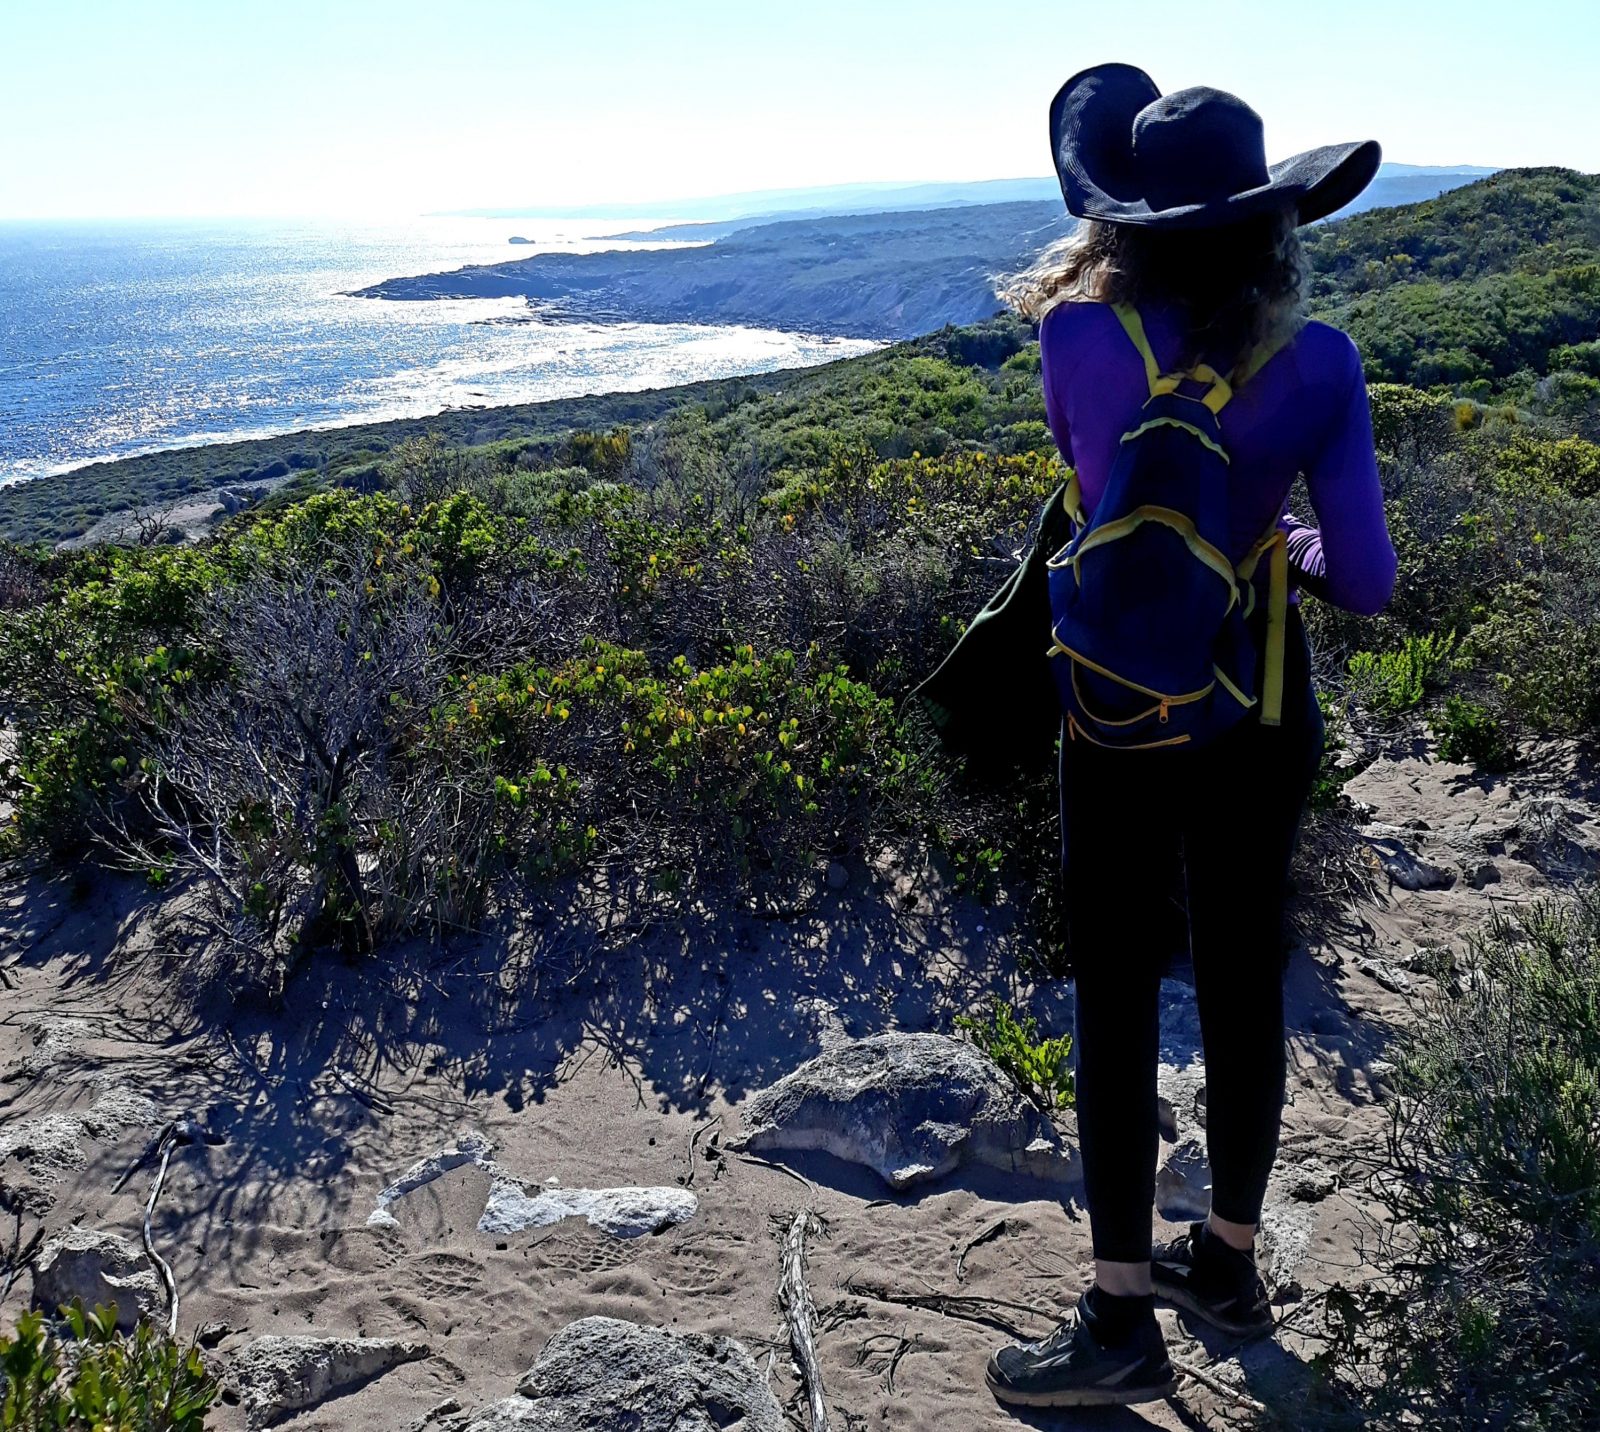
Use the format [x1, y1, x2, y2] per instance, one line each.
[779, 1210, 830, 1432]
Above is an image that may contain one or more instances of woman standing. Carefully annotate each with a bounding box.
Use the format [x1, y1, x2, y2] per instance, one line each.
[984, 65, 1396, 1409]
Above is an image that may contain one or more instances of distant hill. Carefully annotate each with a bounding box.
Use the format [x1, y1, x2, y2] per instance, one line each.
[450, 164, 1495, 228]
[1303, 167, 1600, 386]
[352, 202, 1075, 339]
[356, 168, 1512, 342]
[603, 166, 1496, 241]
[6, 167, 1591, 546]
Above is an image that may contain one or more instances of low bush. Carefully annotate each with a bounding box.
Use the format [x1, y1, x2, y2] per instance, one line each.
[1345, 631, 1457, 716]
[0, 1303, 216, 1432]
[956, 997, 1075, 1111]
[1429, 694, 1518, 770]
[1307, 891, 1600, 1428]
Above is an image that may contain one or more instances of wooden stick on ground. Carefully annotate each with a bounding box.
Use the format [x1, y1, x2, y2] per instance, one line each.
[1170, 1356, 1268, 1416]
[779, 1210, 830, 1432]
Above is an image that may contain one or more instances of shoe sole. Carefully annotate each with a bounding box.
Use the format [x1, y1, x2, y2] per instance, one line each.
[985, 1370, 1180, 1408]
[1151, 1277, 1275, 1339]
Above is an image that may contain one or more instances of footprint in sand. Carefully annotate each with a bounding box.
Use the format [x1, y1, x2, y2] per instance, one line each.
[528, 1229, 642, 1278]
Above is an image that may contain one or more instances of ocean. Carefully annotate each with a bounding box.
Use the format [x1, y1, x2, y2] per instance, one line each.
[0, 217, 879, 487]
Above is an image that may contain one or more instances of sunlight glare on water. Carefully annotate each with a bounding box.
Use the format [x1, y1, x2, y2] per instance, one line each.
[0, 216, 879, 486]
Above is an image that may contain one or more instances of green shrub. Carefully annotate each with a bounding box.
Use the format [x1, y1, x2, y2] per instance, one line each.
[1465, 604, 1600, 735]
[1346, 631, 1457, 716]
[0, 1303, 216, 1431]
[956, 997, 1075, 1111]
[1429, 694, 1517, 769]
[1307, 891, 1600, 1428]
[1481, 429, 1600, 499]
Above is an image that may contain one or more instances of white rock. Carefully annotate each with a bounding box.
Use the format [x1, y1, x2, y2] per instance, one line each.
[368, 1133, 696, 1240]
[1357, 957, 1413, 994]
[368, 1130, 497, 1227]
[731, 1031, 1076, 1190]
[229, 1335, 428, 1431]
[478, 1181, 697, 1238]
[31, 1228, 161, 1331]
[1360, 828, 1457, 891]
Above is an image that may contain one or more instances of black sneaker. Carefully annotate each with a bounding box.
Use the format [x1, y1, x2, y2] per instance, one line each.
[986, 1289, 1177, 1409]
[1151, 1221, 1274, 1337]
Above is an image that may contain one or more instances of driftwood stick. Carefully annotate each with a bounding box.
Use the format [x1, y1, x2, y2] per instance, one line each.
[779, 1210, 830, 1432]
[1171, 1356, 1268, 1415]
[954, 1217, 1009, 1283]
[142, 1132, 180, 1337]
[845, 1281, 1050, 1340]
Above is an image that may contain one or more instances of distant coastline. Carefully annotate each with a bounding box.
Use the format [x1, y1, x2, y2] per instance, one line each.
[351, 203, 1072, 340]
[353, 170, 1500, 340]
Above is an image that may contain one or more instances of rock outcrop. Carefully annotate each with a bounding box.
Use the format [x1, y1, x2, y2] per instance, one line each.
[228, 1335, 429, 1430]
[31, 1228, 161, 1330]
[732, 1031, 1076, 1190]
[449, 1318, 782, 1432]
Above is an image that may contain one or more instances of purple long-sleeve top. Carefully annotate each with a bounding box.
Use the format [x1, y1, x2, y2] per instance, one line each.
[1039, 301, 1396, 616]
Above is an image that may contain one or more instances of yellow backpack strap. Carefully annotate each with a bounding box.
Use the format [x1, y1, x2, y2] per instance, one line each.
[1187, 363, 1234, 415]
[1236, 524, 1290, 726]
[1261, 531, 1289, 726]
[1236, 323, 1296, 387]
[1062, 469, 1086, 527]
[1110, 303, 1161, 397]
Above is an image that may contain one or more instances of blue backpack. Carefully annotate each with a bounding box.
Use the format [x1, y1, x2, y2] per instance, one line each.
[1047, 303, 1291, 752]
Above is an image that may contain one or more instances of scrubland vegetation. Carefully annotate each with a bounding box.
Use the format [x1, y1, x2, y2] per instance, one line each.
[0, 1304, 215, 1432]
[4, 308, 1595, 991]
[1310, 894, 1600, 1430]
[3, 167, 1600, 1424]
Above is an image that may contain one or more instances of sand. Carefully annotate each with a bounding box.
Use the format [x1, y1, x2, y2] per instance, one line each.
[2, 738, 1594, 1430]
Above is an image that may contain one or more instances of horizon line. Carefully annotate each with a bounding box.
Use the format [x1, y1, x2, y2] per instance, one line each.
[0, 161, 1535, 226]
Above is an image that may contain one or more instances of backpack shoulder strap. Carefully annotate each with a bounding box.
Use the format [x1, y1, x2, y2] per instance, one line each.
[1110, 302, 1234, 412]
[1110, 303, 1161, 397]
[1236, 321, 1298, 387]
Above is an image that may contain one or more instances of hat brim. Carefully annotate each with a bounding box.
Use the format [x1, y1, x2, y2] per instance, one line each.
[1049, 63, 1381, 229]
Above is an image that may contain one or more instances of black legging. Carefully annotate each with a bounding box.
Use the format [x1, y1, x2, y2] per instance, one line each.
[1060, 606, 1324, 1264]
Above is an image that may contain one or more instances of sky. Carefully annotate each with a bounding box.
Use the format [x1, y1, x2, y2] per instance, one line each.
[2, 0, 1595, 220]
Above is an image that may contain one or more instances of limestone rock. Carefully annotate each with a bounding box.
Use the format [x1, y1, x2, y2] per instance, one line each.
[731, 1031, 1075, 1190]
[478, 1181, 696, 1238]
[31, 1228, 160, 1331]
[1154, 1138, 1211, 1221]
[0, 1085, 160, 1200]
[229, 1335, 429, 1430]
[454, 1318, 782, 1432]
[1288, 1165, 1339, 1202]
[1360, 827, 1457, 891]
[1356, 956, 1412, 994]
[366, 1130, 697, 1238]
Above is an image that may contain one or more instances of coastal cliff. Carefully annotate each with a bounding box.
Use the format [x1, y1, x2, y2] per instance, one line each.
[349, 202, 1073, 339]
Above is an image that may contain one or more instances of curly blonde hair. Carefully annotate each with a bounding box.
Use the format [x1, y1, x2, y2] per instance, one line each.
[1000, 207, 1308, 382]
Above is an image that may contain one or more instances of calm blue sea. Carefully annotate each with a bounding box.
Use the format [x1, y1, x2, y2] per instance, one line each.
[0, 217, 877, 486]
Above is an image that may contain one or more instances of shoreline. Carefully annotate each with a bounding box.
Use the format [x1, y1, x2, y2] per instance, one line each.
[0, 329, 881, 494]
[0, 331, 909, 545]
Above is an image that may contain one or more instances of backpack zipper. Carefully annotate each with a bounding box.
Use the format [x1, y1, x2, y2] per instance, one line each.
[1067, 714, 1191, 750]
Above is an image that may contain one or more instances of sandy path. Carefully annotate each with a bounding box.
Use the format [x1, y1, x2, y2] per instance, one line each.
[3, 741, 1594, 1429]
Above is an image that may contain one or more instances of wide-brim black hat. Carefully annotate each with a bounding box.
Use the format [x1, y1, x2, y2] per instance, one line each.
[1050, 63, 1381, 229]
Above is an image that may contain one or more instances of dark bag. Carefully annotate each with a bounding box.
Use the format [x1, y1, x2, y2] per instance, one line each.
[910, 481, 1073, 777]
